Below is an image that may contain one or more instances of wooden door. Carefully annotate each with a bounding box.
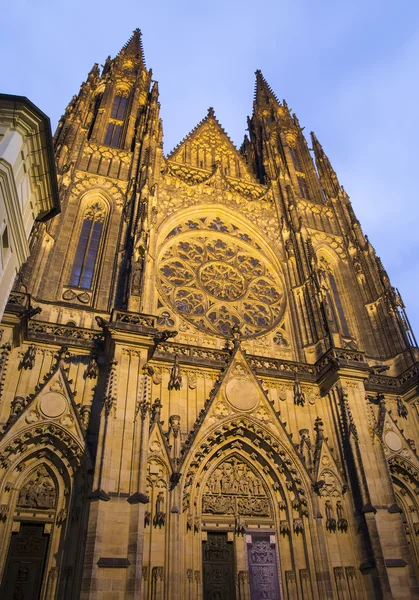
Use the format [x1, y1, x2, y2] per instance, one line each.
[203, 532, 236, 600]
[0, 523, 50, 600]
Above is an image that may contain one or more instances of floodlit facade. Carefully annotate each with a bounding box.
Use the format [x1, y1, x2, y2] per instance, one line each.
[0, 30, 419, 600]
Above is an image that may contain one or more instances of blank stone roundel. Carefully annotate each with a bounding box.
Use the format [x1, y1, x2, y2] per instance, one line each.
[225, 377, 259, 411]
[384, 431, 402, 453]
[40, 392, 67, 418]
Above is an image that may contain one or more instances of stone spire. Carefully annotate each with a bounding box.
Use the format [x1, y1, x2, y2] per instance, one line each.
[310, 131, 340, 198]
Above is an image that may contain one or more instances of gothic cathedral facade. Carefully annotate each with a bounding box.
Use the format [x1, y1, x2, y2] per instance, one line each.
[1, 30, 419, 600]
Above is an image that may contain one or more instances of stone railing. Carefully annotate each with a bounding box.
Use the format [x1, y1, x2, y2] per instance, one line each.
[28, 321, 103, 349]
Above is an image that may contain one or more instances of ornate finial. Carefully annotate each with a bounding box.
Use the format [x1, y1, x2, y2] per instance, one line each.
[207, 107, 215, 118]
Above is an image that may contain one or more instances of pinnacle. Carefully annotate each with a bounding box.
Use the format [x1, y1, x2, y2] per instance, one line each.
[118, 28, 145, 65]
[310, 132, 325, 157]
[254, 69, 280, 105]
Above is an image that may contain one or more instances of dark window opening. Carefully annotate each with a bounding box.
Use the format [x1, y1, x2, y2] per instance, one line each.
[297, 176, 310, 199]
[111, 95, 128, 120]
[329, 272, 351, 337]
[69, 219, 103, 289]
[289, 147, 302, 171]
[88, 94, 103, 139]
[104, 123, 122, 147]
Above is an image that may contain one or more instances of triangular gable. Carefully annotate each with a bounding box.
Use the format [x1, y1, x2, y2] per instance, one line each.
[148, 419, 174, 472]
[0, 365, 88, 459]
[179, 344, 297, 465]
[313, 437, 345, 497]
[167, 108, 256, 182]
[380, 407, 419, 465]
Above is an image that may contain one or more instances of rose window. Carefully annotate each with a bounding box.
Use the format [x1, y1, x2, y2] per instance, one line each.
[157, 233, 285, 337]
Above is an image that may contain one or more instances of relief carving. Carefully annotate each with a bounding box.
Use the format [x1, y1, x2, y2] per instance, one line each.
[202, 457, 271, 517]
[17, 466, 57, 509]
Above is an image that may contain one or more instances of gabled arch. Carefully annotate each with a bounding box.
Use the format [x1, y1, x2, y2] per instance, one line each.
[181, 415, 315, 527]
[0, 434, 91, 599]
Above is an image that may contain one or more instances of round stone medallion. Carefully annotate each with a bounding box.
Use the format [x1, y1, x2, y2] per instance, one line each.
[384, 431, 402, 453]
[40, 392, 67, 418]
[225, 377, 259, 411]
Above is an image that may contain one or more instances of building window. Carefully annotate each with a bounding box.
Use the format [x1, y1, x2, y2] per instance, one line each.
[111, 95, 128, 120]
[104, 123, 122, 147]
[69, 203, 106, 289]
[318, 257, 351, 338]
[329, 272, 351, 337]
[289, 147, 302, 171]
[297, 176, 310, 199]
[1, 226, 10, 269]
[104, 93, 129, 148]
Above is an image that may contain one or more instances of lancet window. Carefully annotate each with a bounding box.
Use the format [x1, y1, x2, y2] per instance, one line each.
[318, 257, 351, 338]
[104, 91, 129, 148]
[69, 202, 106, 289]
[289, 146, 303, 172]
[297, 175, 311, 199]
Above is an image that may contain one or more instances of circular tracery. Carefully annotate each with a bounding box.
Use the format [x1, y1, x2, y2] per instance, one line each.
[157, 229, 285, 338]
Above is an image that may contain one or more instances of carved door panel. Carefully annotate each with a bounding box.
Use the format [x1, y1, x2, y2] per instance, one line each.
[0, 523, 50, 600]
[203, 532, 236, 600]
[247, 534, 281, 600]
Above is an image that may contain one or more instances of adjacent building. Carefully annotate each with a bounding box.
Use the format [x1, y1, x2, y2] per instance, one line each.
[0, 30, 419, 600]
[0, 94, 60, 318]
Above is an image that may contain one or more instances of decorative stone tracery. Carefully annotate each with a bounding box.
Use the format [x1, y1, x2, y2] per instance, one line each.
[158, 232, 285, 337]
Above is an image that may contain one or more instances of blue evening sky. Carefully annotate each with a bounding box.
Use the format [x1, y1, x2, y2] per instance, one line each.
[2, 0, 419, 338]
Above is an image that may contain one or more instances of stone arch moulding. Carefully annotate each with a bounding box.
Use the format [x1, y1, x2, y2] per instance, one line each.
[156, 204, 285, 270]
[180, 415, 316, 527]
[179, 419, 323, 598]
[0, 431, 91, 599]
[391, 473, 419, 573]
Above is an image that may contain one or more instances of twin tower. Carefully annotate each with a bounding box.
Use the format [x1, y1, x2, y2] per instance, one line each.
[0, 29, 419, 600]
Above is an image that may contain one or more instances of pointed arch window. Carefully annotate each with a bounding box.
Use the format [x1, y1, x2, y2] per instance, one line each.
[69, 202, 106, 289]
[297, 175, 310, 199]
[328, 271, 350, 337]
[289, 146, 302, 172]
[111, 95, 128, 120]
[318, 257, 351, 338]
[104, 92, 129, 148]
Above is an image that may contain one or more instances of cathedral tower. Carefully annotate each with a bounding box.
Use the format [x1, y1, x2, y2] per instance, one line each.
[1, 31, 419, 600]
